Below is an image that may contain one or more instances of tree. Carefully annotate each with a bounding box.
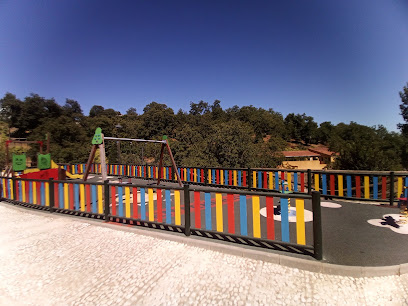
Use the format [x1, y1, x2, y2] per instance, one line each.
[89, 105, 105, 117]
[398, 82, 408, 135]
[63, 99, 83, 120]
[126, 107, 137, 116]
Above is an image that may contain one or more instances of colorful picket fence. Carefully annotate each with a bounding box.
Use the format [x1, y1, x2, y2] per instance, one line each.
[1, 176, 321, 258]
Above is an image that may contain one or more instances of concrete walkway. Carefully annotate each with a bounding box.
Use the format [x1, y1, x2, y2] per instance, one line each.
[0, 203, 407, 305]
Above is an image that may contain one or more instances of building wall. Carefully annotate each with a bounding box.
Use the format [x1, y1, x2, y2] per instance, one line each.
[281, 160, 327, 170]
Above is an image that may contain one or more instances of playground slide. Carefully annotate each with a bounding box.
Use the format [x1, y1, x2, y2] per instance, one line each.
[20, 160, 83, 179]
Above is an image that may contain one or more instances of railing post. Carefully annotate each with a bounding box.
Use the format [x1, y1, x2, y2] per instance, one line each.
[49, 178, 54, 213]
[204, 167, 208, 186]
[12, 176, 17, 202]
[248, 167, 252, 190]
[389, 171, 395, 206]
[312, 191, 323, 260]
[184, 184, 191, 236]
[307, 169, 312, 195]
[104, 180, 110, 221]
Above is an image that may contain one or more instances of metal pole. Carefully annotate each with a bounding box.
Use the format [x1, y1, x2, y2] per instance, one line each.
[49, 178, 54, 213]
[307, 169, 312, 195]
[204, 167, 208, 186]
[389, 171, 395, 206]
[184, 184, 191, 236]
[12, 176, 17, 202]
[104, 180, 110, 221]
[312, 191, 323, 260]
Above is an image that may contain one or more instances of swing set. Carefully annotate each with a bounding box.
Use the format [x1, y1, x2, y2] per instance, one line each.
[83, 128, 183, 186]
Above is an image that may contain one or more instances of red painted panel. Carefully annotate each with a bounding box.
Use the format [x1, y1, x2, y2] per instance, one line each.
[69, 184, 74, 210]
[86, 184, 91, 212]
[227, 194, 235, 234]
[157, 189, 163, 222]
[54, 183, 59, 208]
[382, 176, 387, 199]
[194, 191, 201, 228]
[132, 187, 138, 219]
[281, 171, 285, 181]
[243, 171, 247, 187]
[300, 172, 305, 192]
[111, 186, 116, 216]
[216, 170, 220, 185]
[229, 170, 232, 186]
[330, 175, 335, 195]
[356, 176, 361, 198]
[263, 171, 267, 189]
[266, 196, 275, 240]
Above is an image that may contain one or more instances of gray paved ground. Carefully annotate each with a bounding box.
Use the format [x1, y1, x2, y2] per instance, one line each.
[1, 203, 408, 305]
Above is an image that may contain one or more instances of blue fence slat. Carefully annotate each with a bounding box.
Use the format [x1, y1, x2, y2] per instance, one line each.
[240, 194, 247, 236]
[225, 170, 228, 185]
[205, 192, 212, 230]
[212, 169, 216, 184]
[293, 173, 298, 192]
[405, 177, 408, 198]
[118, 186, 123, 217]
[18, 181, 22, 201]
[275, 172, 279, 191]
[59, 183, 64, 208]
[74, 184, 79, 210]
[29, 182, 33, 203]
[41, 182, 45, 206]
[322, 174, 327, 195]
[165, 189, 171, 224]
[346, 175, 352, 197]
[257, 171, 262, 189]
[373, 176, 378, 199]
[238, 170, 242, 187]
[140, 188, 146, 220]
[281, 198, 290, 242]
[92, 185, 97, 213]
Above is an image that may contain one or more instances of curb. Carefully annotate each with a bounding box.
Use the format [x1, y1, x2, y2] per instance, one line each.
[2, 201, 407, 278]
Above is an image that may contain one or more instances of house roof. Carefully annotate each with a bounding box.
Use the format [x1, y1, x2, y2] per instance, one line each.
[309, 147, 337, 156]
[281, 150, 321, 158]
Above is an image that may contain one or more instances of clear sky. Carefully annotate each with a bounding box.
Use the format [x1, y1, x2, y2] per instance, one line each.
[0, 1, 407, 131]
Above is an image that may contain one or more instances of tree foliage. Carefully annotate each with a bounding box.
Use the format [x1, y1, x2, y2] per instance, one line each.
[0, 88, 407, 171]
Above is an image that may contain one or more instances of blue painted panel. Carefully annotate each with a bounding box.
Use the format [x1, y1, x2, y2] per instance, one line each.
[373, 176, 378, 199]
[281, 198, 290, 242]
[238, 170, 242, 187]
[74, 184, 79, 211]
[322, 174, 327, 195]
[140, 188, 146, 220]
[205, 192, 212, 230]
[293, 173, 298, 192]
[347, 175, 352, 197]
[240, 195, 247, 236]
[165, 189, 171, 224]
[118, 186, 123, 217]
[275, 172, 279, 191]
[258, 171, 262, 189]
[92, 185, 97, 213]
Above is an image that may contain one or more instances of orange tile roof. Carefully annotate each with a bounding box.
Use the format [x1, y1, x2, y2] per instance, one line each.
[281, 150, 321, 158]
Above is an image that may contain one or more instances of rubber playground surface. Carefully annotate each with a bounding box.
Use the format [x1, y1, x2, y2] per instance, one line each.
[82, 175, 408, 267]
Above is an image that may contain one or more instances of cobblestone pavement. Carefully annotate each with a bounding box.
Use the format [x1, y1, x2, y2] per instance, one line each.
[0, 204, 407, 305]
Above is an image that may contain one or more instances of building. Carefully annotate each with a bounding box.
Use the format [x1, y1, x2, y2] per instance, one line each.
[279, 146, 337, 170]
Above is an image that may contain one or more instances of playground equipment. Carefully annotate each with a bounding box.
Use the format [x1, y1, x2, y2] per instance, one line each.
[83, 128, 183, 186]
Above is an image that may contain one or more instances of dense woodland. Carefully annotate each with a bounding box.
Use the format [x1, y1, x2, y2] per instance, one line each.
[1, 83, 408, 171]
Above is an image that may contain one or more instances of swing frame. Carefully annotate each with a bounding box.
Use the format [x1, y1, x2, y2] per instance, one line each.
[83, 134, 183, 186]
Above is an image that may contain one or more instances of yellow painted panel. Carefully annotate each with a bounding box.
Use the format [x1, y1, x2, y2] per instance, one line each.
[287, 172, 292, 191]
[269, 172, 273, 190]
[193, 168, 197, 182]
[45, 183, 49, 206]
[148, 188, 154, 221]
[338, 175, 343, 196]
[33, 182, 37, 204]
[216, 193, 223, 232]
[364, 176, 370, 199]
[64, 183, 69, 209]
[175, 190, 181, 225]
[253, 171, 257, 188]
[252, 196, 260, 238]
[233, 170, 237, 186]
[80, 184, 85, 211]
[220, 171, 224, 185]
[2, 179, 6, 199]
[183, 168, 187, 181]
[296, 199, 306, 245]
[314, 174, 319, 191]
[398, 177, 403, 197]
[97, 185, 103, 214]
[10, 180, 13, 200]
[21, 181, 26, 202]
[208, 169, 211, 184]
[125, 187, 131, 218]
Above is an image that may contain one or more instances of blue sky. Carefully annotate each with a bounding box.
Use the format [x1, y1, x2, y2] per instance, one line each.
[0, 1, 407, 131]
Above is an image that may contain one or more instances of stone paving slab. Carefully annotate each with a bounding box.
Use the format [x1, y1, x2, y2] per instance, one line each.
[0, 203, 408, 305]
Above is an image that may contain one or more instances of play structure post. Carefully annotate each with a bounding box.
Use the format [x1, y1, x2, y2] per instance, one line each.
[184, 184, 191, 236]
[312, 191, 323, 260]
[104, 180, 110, 221]
[49, 178, 54, 213]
